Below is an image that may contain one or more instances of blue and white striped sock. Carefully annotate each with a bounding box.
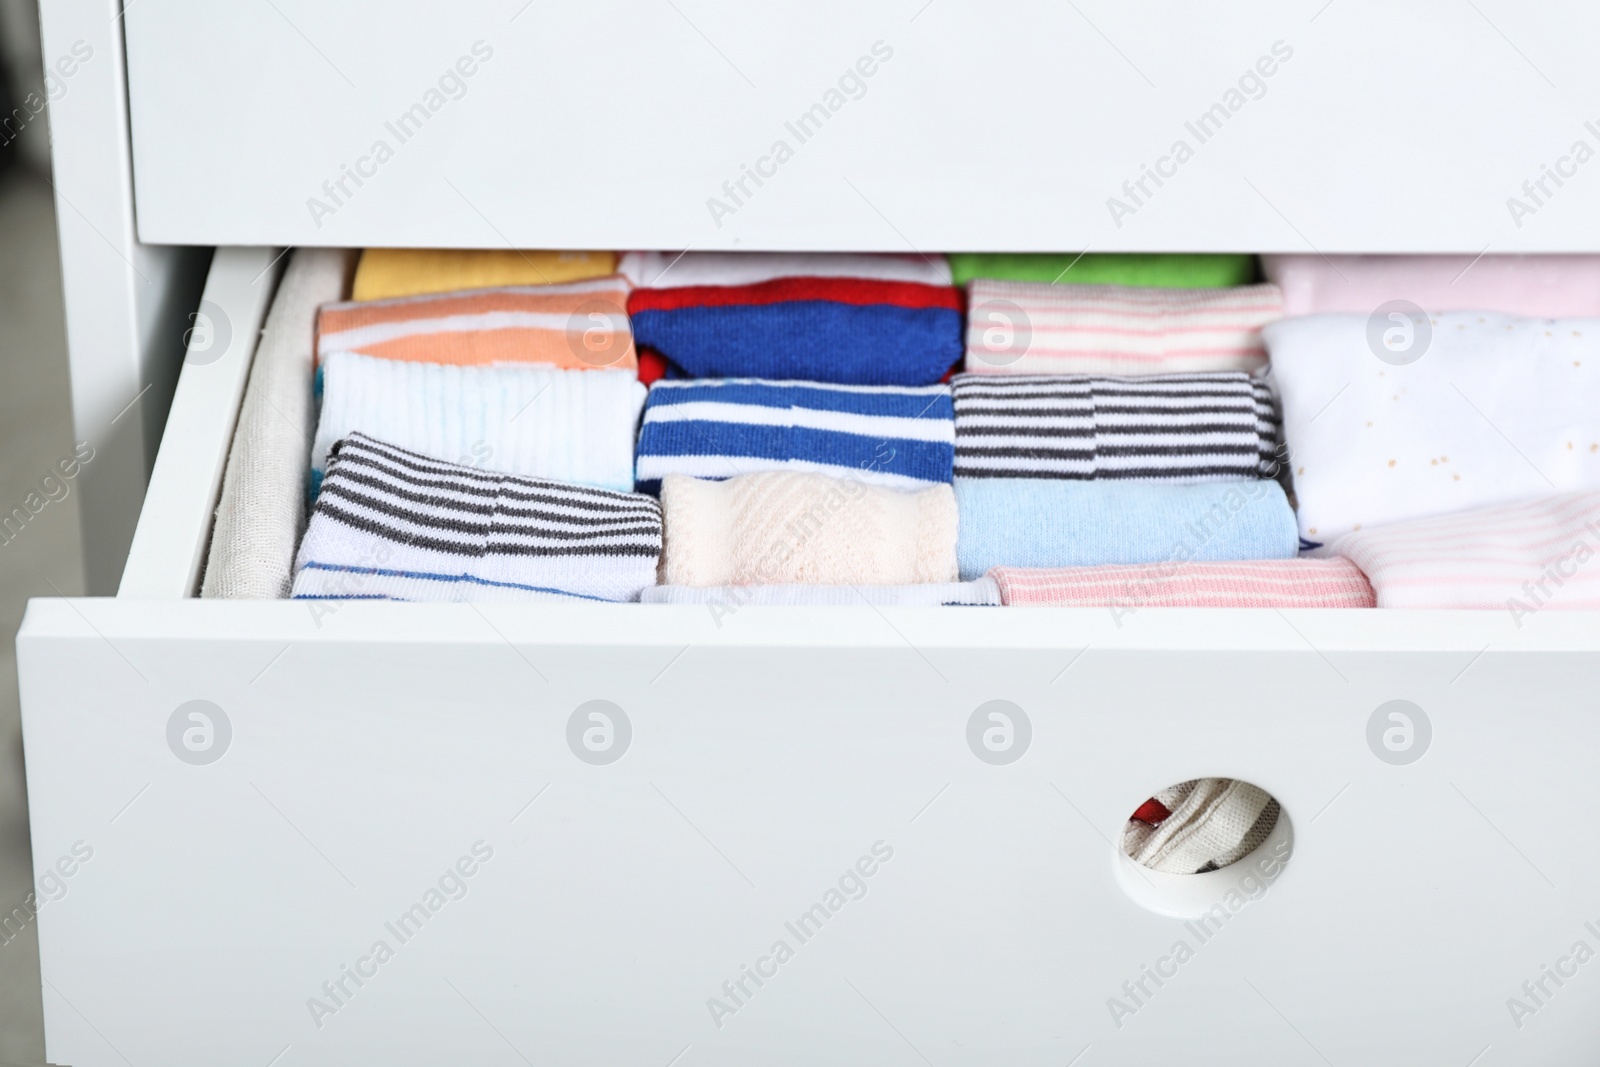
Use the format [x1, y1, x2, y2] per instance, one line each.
[634, 377, 954, 494]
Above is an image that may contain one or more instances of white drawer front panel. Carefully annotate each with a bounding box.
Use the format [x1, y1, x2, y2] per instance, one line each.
[18, 601, 1600, 1065]
[126, 1, 1600, 250]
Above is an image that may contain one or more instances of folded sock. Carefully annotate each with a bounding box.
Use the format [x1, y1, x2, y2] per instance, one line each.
[991, 558, 1374, 608]
[1265, 311, 1600, 543]
[1332, 492, 1600, 610]
[316, 276, 636, 372]
[635, 378, 954, 493]
[659, 471, 958, 586]
[952, 372, 1278, 482]
[291, 434, 661, 602]
[964, 280, 1282, 375]
[1263, 254, 1600, 318]
[1121, 779, 1278, 875]
[948, 253, 1257, 288]
[619, 251, 951, 288]
[628, 277, 964, 385]
[351, 248, 617, 300]
[313, 350, 644, 493]
[954, 479, 1299, 580]
[203, 248, 356, 599]
[641, 577, 1000, 607]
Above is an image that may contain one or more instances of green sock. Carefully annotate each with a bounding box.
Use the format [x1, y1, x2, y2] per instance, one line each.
[948, 253, 1258, 288]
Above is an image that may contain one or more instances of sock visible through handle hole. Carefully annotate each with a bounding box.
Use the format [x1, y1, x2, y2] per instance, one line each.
[1122, 778, 1281, 875]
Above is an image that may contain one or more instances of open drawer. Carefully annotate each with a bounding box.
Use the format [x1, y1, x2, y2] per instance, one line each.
[19, 248, 1600, 1065]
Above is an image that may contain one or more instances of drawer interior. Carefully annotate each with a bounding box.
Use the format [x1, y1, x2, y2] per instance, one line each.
[121, 246, 1600, 621]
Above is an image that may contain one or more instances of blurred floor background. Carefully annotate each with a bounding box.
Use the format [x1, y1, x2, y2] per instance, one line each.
[0, 0, 84, 1061]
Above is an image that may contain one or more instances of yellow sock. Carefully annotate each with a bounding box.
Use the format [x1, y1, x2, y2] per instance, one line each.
[351, 248, 617, 300]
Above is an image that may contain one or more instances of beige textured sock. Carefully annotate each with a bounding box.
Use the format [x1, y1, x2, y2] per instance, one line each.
[659, 472, 958, 587]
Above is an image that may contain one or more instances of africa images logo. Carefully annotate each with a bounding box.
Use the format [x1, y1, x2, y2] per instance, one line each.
[166, 700, 232, 766]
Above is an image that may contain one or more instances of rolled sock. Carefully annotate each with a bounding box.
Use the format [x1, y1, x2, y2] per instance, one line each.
[659, 471, 958, 586]
[351, 248, 617, 300]
[991, 558, 1374, 609]
[1121, 779, 1278, 875]
[641, 577, 1000, 607]
[1331, 492, 1600, 610]
[628, 277, 964, 385]
[964, 280, 1282, 375]
[1262, 254, 1600, 318]
[952, 372, 1278, 482]
[203, 247, 356, 599]
[954, 479, 1299, 580]
[315, 276, 636, 372]
[619, 250, 951, 288]
[313, 350, 644, 492]
[291, 434, 661, 602]
[1265, 311, 1600, 543]
[635, 378, 954, 493]
[948, 253, 1257, 288]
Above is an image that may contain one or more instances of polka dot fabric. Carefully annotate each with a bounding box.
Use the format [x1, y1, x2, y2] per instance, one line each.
[1265, 311, 1600, 545]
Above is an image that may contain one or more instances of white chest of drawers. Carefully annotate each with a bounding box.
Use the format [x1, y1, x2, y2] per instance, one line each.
[21, 2, 1600, 1063]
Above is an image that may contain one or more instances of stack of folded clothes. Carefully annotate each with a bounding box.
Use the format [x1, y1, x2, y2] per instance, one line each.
[628, 253, 999, 604]
[948, 263, 1328, 598]
[284, 248, 655, 602]
[211, 246, 1600, 618]
[1260, 255, 1600, 612]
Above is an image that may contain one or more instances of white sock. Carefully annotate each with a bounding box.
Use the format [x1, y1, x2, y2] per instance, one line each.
[313, 350, 645, 493]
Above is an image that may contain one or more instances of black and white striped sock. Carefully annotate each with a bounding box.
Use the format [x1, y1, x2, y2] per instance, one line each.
[952, 371, 1279, 482]
[292, 433, 662, 602]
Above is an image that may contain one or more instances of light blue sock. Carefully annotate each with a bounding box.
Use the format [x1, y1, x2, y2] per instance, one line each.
[954, 479, 1299, 579]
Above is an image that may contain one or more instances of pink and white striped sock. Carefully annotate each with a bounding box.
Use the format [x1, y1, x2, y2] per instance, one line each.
[964, 279, 1283, 376]
[991, 558, 1375, 609]
[1332, 492, 1600, 610]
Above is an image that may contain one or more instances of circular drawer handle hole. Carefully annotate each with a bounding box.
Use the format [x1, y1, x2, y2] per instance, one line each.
[1114, 778, 1293, 919]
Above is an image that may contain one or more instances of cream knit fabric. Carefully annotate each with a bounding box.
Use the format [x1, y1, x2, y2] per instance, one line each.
[202, 248, 357, 598]
[658, 472, 958, 586]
